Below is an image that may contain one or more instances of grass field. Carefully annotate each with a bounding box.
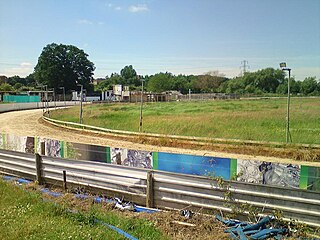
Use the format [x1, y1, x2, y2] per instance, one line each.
[0, 180, 166, 240]
[51, 98, 320, 145]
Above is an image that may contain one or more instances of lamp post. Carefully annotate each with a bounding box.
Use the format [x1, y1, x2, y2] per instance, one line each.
[280, 62, 291, 143]
[59, 87, 66, 106]
[49, 88, 56, 109]
[77, 84, 83, 124]
[44, 85, 49, 116]
[139, 76, 144, 132]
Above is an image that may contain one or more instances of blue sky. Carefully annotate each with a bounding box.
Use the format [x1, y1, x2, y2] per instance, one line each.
[0, 0, 319, 80]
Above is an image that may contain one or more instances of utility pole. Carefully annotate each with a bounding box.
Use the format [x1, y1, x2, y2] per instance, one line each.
[139, 76, 144, 132]
[240, 60, 249, 76]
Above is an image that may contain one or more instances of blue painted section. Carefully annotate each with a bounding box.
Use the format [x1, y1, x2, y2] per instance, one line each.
[158, 152, 231, 179]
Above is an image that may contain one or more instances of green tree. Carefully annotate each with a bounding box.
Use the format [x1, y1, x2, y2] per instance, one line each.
[171, 74, 191, 94]
[34, 43, 95, 93]
[147, 72, 173, 92]
[301, 77, 318, 95]
[0, 83, 14, 91]
[120, 65, 138, 86]
[192, 75, 227, 93]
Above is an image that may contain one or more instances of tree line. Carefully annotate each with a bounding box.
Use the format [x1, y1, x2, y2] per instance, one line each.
[1, 43, 319, 96]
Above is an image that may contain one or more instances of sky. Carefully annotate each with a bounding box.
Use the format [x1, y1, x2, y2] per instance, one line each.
[0, 0, 319, 80]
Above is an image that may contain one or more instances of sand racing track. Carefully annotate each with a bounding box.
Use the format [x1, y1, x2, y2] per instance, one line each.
[0, 108, 319, 166]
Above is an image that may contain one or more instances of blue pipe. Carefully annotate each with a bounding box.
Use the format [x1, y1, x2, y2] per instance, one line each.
[95, 219, 139, 240]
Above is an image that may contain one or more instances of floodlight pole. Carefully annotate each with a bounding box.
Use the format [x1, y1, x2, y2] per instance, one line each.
[286, 68, 291, 143]
[280, 63, 291, 143]
[139, 77, 144, 132]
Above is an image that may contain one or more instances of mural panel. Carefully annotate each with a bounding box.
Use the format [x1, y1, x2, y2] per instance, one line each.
[110, 147, 153, 169]
[237, 159, 300, 188]
[64, 142, 107, 162]
[45, 138, 61, 157]
[157, 152, 231, 179]
[6, 134, 27, 152]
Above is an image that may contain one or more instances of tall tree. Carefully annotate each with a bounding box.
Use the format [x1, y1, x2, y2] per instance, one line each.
[120, 65, 138, 86]
[147, 72, 173, 92]
[301, 77, 318, 95]
[34, 43, 95, 93]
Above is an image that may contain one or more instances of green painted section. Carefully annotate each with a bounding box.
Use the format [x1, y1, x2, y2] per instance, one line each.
[34, 137, 38, 154]
[106, 147, 111, 163]
[2, 133, 6, 149]
[230, 158, 238, 180]
[308, 166, 320, 192]
[60, 141, 64, 158]
[153, 152, 158, 170]
[64, 142, 69, 158]
[299, 165, 309, 189]
[3, 95, 40, 103]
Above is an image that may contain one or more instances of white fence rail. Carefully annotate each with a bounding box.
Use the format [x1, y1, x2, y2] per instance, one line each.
[0, 149, 319, 227]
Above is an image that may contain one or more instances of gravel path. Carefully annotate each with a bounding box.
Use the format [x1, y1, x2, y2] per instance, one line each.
[1, 109, 319, 166]
[0, 109, 209, 155]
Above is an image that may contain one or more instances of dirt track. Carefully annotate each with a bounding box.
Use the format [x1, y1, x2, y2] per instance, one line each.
[0, 109, 319, 166]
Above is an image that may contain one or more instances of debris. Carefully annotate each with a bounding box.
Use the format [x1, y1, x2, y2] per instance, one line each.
[180, 209, 193, 219]
[216, 215, 289, 240]
[172, 221, 196, 227]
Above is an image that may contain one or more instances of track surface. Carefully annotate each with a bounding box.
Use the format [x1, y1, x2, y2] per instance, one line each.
[0, 109, 216, 156]
[0, 109, 319, 166]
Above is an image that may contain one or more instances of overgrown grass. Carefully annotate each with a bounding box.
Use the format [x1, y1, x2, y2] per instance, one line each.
[0, 180, 167, 240]
[50, 98, 320, 144]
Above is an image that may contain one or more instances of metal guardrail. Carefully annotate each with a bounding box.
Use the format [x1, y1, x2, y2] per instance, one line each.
[42, 115, 320, 150]
[0, 149, 319, 227]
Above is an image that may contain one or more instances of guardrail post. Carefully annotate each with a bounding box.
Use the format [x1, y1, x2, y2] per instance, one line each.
[35, 153, 44, 185]
[63, 170, 67, 190]
[146, 171, 154, 208]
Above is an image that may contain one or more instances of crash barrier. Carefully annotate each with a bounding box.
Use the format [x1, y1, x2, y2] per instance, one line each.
[0, 101, 81, 113]
[1, 132, 320, 194]
[0, 149, 319, 227]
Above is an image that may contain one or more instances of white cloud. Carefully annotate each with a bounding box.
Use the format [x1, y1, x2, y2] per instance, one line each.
[0, 62, 33, 77]
[78, 19, 93, 25]
[20, 62, 32, 67]
[129, 4, 149, 13]
[106, 3, 122, 11]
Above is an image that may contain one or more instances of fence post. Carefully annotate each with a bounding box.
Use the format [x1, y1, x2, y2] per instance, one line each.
[35, 153, 43, 185]
[146, 171, 154, 208]
[62, 170, 67, 191]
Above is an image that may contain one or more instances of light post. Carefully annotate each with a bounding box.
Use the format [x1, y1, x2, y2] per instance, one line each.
[49, 88, 56, 109]
[59, 87, 66, 106]
[139, 76, 144, 132]
[44, 85, 49, 116]
[280, 62, 291, 143]
[77, 84, 83, 124]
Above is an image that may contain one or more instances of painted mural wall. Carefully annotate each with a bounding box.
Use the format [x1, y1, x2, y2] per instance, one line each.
[0, 132, 319, 192]
[156, 152, 236, 180]
[110, 148, 153, 169]
[236, 159, 300, 188]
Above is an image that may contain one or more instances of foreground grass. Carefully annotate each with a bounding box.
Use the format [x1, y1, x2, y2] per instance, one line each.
[0, 180, 166, 240]
[51, 98, 320, 144]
